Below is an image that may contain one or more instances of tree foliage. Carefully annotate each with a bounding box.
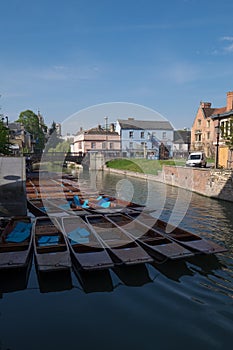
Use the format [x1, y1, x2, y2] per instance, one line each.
[47, 140, 71, 153]
[0, 120, 11, 155]
[17, 110, 47, 152]
[221, 117, 233, 150]
[46, 121, 61, 150]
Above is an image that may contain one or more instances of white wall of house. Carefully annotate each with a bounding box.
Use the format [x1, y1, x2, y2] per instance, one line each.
[116, 120, 174, 158]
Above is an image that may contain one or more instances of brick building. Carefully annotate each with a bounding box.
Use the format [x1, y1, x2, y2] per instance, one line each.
[191, 91, 233, 168]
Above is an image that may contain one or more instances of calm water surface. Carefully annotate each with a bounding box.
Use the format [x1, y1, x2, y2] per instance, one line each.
[0, 171, 233, 350]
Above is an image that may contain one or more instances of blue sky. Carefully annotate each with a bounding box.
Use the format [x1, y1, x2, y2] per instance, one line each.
[1, 0, 233, 132]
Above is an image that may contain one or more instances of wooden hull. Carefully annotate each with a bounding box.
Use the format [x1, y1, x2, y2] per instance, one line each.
[106, 213, 194, 262]
[33, 216, 72, 273]
[85, 215, 153, 266]
[60, 216, 114, 271]
[126, 211, 228, 255]
[0, 216, 33, 271]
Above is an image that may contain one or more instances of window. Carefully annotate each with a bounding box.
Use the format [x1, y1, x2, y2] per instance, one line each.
[129, 142, 133, 149]
[195, 134, 201, 142]
[207, 132, 210, 140]
[109, 142, 114, 149]
[129, 131, 133, 138]
[78, 142, 82, 148]
[162, 132, 166, 139]
[102, 142, 106, 149]
[91, 142, 96, 149]
[207, 120, 210, 128]
[140, 131, 145, 138]
[198, 119, 201, 126]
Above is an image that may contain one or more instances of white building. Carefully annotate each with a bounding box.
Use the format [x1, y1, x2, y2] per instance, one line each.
[115, 118, 174, 158]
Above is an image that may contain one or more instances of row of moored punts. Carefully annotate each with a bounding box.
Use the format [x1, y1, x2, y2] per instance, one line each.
[0, 205, 227, 274]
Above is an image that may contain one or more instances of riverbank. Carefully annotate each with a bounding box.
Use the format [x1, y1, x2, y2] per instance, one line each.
[104, 165, 233, 203]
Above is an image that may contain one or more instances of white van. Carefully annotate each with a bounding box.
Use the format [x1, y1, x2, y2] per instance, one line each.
[186, 152, 207, 168]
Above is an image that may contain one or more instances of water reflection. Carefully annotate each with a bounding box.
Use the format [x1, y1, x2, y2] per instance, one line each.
[0, 257, 32, 297]
[37, 270, 73, 293]
[112, 264, 154, 286]
[74, 269, 114, 293]
[150, 259, 194, 282]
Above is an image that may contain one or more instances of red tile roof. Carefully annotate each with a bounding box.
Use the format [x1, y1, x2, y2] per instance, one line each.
[202, 107, 227, 118]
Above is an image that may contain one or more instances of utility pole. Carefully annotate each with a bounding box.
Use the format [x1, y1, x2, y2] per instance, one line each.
[104, 116, 108, 151]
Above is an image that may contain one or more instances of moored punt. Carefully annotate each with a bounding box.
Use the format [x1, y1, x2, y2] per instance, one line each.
[106, 213, 194, 262]
[47, 198, 89, 216]
[27, 198, 72, 217]
[126, 211, 228, 255]
[33, 216, 72, 273]
[60, 216, 114, 271]
[71, 193, 147, 214]
[85, 214, 153, 266]
[0, 216, 33, 271]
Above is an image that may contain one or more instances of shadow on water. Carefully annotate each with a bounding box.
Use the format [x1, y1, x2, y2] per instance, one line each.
[36, 270, 73, 293]
[112, 263, 154, 286]
[187, 254, 225, 277]
[74, 268, 114, 293]
[150, 259, 194, 282]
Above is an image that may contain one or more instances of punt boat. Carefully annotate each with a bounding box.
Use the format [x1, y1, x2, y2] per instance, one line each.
[0, 216, 33, 271]
[126, 211, 228, 255]
[60, 216, 114, 271]
[85, 214, 153, 266]
[106, 213, 194, 262]
[33, 216, 72, 273]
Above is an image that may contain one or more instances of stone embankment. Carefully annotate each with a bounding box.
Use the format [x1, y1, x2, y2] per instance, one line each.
[0, 157, 27, 216]
[104, 165, 233, 203]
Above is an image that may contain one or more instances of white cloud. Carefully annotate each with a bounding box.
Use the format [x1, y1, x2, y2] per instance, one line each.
[221, 36, 233, 41]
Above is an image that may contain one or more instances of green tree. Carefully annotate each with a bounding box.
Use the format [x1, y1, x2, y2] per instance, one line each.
[45, 121, 61, 150]
[221, 117, 233, 168]
[48, 140, 71, 153]
[17, 110, 47, 153]
[0, 119, 11, 154]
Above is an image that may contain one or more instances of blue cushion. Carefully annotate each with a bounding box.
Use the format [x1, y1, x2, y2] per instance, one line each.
[100, 201, 111, 208]
[6, 222, 32, 243]
[81, 200, 89, 208]
[73, 195, 81, 206]
[38, 235, 59, 246]
[68, 227, 90, 244]
[70, 237, 89, 245]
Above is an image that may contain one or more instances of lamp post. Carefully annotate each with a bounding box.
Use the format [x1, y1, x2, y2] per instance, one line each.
[104, 116, 108, 153]
[215, 117, 220, 169]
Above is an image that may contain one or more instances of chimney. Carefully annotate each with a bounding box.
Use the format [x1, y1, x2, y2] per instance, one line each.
[128, 117, 134, 120]
[200, 101, 211, 108]
[110, 123, 115, 132]
[80, 126, 83, 132]
[227, 91, 233, 111]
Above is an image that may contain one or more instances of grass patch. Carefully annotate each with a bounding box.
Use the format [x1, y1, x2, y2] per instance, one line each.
[106, 158, 186, 175]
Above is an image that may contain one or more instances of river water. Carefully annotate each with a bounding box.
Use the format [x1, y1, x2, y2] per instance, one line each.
[0, 171, 233, 350]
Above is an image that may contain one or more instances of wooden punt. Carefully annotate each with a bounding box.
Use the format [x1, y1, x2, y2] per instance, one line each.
[59, 216, 114, 271]
[70, 193, 146, 215]
[106, 213, 194, 262]
[47, 198, 89, 216]
[27, 198, 67, 217]
[126, 211, 228, 255]
[0, 216, 33, 271]
[85, 214, 153, 266]
[33, 216, 72, 273]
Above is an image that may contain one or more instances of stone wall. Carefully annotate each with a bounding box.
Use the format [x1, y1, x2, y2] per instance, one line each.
[158, 166, 233, 202]
[104, 165, 233, 202]
[0, 157, 27, 216]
